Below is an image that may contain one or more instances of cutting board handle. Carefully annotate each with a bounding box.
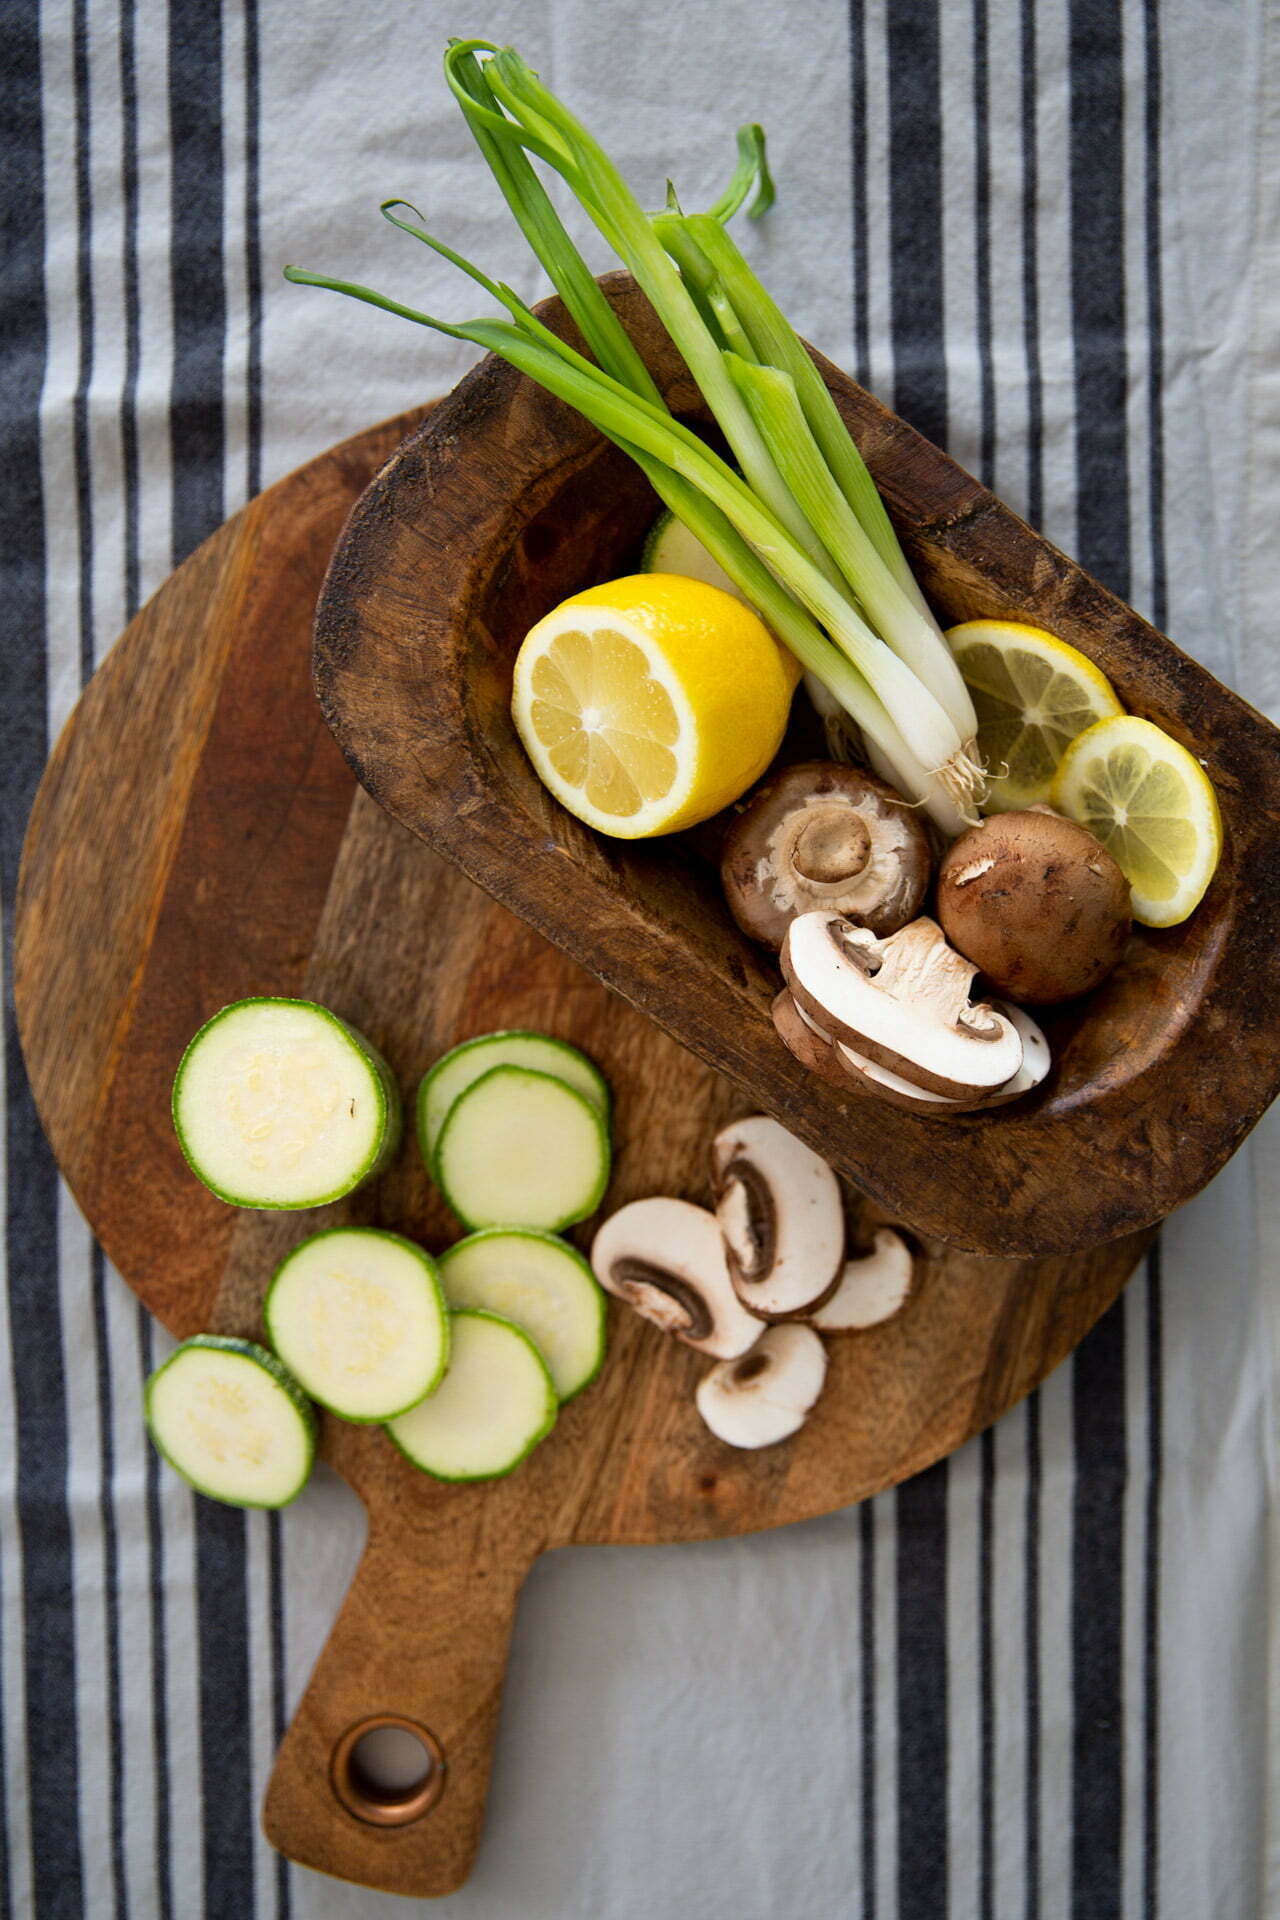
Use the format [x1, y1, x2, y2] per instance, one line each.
[262, 1521, 535, 1898]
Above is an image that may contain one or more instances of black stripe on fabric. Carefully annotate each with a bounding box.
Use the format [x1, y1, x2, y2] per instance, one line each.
[1070, 1304, 1127, 1919]
[972, 0, 995, 489]
[1143, 0, 1166, 632]
[169, 6, 256, 1910]
[885, 0, 947, 447]
[1067, 13, 1131, 1901]
[896, 1464, 948, 1918]
[269, 1515, 291, 1920]
[978, 1429, 995, 1920]
[859, 1500, 876, 1920]
[1143, 1246, 1163, 1920]
[195, 1506, 255, 1916]
[1068, 0, 1130, 597]
[848, 0, 870, 389]
[92, 1249, 129, 1920]
[887, 5, 948, 1898]
[139, 1312, 174, 1920]
[1019, 0, 1044, 531]
[245, 0, 264, 502]
[73, 0, 96, 684]
[120, 0, 142, 623]
[169, 0, 226, 567]
[1, 2, 84, 1913]
[1024, 1391, 1042, 1920]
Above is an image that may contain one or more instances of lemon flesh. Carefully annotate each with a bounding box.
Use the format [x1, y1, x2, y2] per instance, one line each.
[1051, 714, 1223, 927]
[512, 573, 796, 838]
[947, 619, 1123, 811]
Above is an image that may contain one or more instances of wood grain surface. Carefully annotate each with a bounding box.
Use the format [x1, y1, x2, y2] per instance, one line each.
[15, 412, 1149, 1898]
[315, 274, 1280, 1258]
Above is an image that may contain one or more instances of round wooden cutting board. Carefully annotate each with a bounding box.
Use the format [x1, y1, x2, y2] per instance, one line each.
[14, 409, 1150, 1899]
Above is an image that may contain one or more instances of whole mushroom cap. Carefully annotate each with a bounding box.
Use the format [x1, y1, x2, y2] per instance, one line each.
[936, 810, 1132, 1004]
[721, 761, 932, 948]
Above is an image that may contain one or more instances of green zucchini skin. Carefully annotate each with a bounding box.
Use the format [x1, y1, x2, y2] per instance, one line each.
[432, 1064, 612, 1233]
[384, 1309, 557, 1483]
[438, 1227, 606, 1402]
[263, 1227, 450, 1423]
[171, 996, 402, 1210]
[416, 1029, 610, 1176]
[144, 1334, 316, 1508]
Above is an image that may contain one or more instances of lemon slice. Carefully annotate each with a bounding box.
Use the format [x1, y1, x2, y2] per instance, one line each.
[1051, 714, 1222, 927]
[947, 619, 1123, 811]
[512, 573, 797, 838]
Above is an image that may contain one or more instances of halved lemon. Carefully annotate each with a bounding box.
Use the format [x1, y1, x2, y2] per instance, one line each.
[511, 574, 798, 838]
[947, 619, 1123, 811]
[1050, 714, 1222, 927]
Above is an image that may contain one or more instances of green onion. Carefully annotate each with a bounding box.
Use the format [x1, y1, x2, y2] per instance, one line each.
[722, 352, 976, 739]
[285, 39, 986, 830]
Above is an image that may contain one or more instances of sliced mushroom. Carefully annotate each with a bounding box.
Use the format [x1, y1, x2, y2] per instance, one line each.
[978, 1001, 1052, 1106]
[835, 1039, 981, 1114]
[771, 989, 851, 1089]
[710, 1115, 844, 1319]
[590, 1197, 765, 1359]
[835, 997, 1050, 1115]
[810, 1228, 915, 1331]
[721, 762, 932, 949]
[694, 1324, 828, 1449]
[781, 913, 1024, 1099]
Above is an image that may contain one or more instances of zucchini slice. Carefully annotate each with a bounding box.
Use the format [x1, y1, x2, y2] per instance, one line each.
[640, 510, 751, 605]
[386, 1309, 556, 1481]
[173, 997, 401, 1209]
[439, 1228, 605, 1401]
[418, 1029, 609, 1170]
[144, 1335, 315, 1508]
[264, 1228, 449, 1421]
[434, 1065, 611, 1232]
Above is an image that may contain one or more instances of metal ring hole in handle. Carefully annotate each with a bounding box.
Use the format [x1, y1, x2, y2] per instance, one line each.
[331, 1715, 446, 1827]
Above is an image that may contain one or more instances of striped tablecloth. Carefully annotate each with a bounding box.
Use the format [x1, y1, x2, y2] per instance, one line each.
[3, 2, 1277, 1915]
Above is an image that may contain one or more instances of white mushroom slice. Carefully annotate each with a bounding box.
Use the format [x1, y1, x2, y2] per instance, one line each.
[711, 1115, 844, 1319]
[791, 997, 834, 1043]
[590, 1197, 765, 1360]
[694, 1324, 828, 1449]
[835, 1040, 983, 1113]
[979, 1002, 1052, 1106]
[781, 913, 1024, 1099]
[837, 1000, 1050, 1116]
[810, 1229, 915, 1331]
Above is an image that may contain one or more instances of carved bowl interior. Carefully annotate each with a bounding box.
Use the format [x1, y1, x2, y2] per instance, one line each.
[314, 276, 1280, 1255]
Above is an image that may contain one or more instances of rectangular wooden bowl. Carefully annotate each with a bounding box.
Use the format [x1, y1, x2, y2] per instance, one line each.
[313, 275, 1280, 1256]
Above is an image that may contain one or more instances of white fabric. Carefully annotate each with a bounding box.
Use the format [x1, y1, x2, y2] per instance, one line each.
[3, 2, 1278, 1915]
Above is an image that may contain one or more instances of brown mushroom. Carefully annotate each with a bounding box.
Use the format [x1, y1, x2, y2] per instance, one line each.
[936, 811, 1131, 1003]
[721, 762, 932, 948]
